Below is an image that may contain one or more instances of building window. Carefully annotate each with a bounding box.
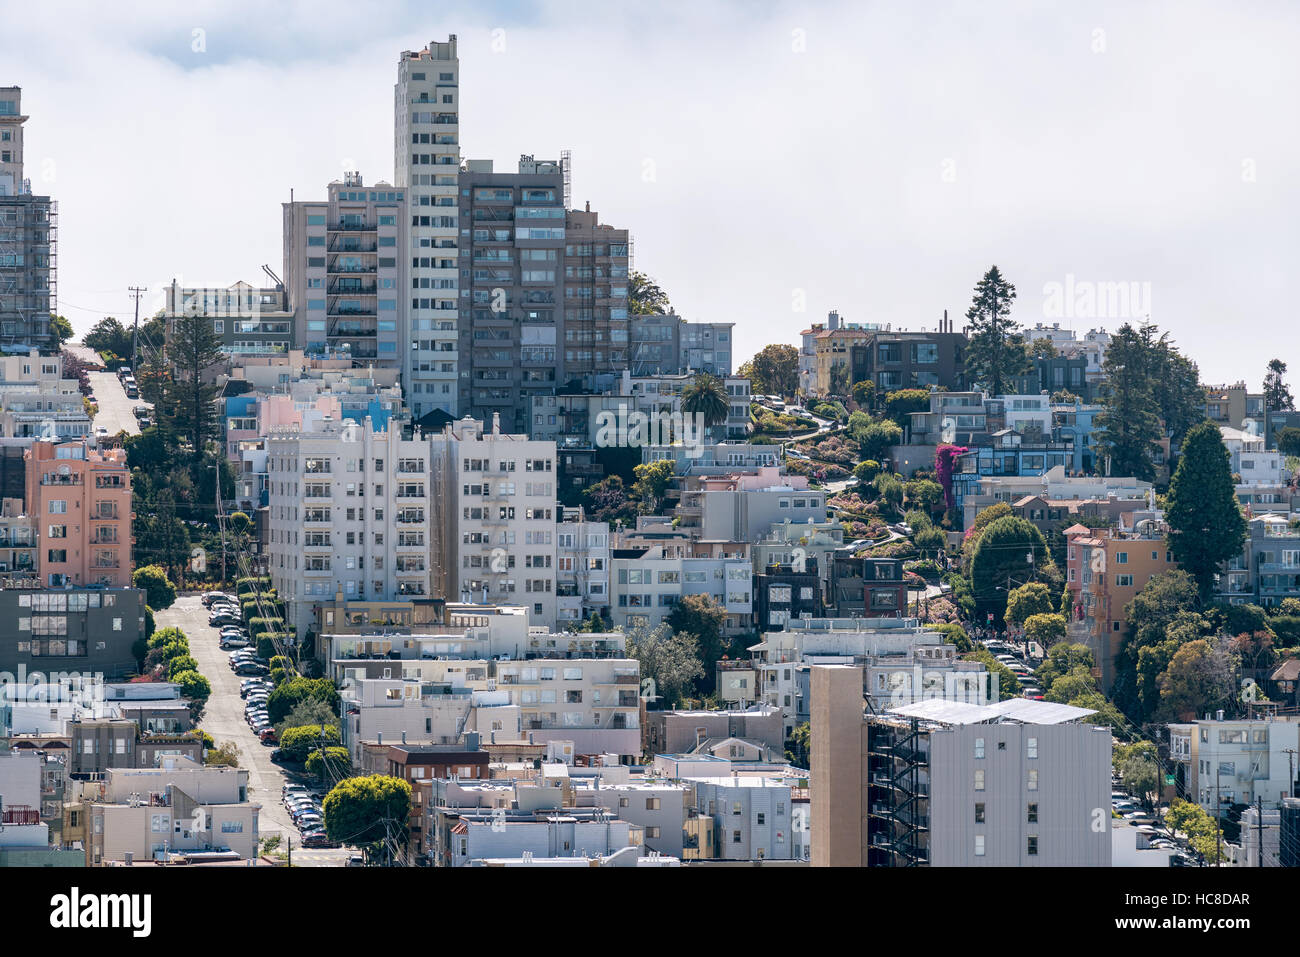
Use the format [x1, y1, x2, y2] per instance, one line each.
[975, 835, 985, 857]
[974, 769, 985, 791]
[1027, 769, 1039, 791]
[1027, 737, 1038, 759]
[1027, 835, 1038, 856]
[1027, 803, 1038, 823]
[975, 803, 985, 823]
[974, 737, 985, 759]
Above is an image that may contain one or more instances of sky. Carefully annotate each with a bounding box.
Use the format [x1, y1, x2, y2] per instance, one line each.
[3, 0, 1298, 387]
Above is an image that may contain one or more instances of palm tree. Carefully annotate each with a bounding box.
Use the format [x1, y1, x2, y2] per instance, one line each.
[681, 373, 730, 431]
[628, 270, 671, 315]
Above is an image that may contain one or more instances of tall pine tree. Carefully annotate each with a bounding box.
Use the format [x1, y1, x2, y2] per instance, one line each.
[1165, 420, 1248, 600]
[164, 310, 225, 458]
[1263, 358, 1294, 413]
[1094, 324, 1163, 481]
[962, 266, 1029, 396]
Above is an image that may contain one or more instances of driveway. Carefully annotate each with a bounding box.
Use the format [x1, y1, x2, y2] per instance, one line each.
[154, 595, 349, 865]
[89, 370, 147, 438]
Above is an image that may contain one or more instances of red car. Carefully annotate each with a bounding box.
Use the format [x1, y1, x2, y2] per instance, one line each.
[258, 728, 279, 744]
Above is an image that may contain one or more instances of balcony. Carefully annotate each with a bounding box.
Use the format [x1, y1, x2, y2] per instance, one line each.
[332, 222, 377, 232]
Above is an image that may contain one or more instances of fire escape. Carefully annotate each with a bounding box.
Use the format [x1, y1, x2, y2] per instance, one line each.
[866, 717, 930, 866]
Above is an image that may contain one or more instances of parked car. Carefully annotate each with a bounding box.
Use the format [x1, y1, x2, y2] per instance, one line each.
[259, 728, 278, 745]
[297, 814, 323, 832]
[301, 831, 336, 849]
[345, 854, 365, 866]
[235, 662, 270, 677]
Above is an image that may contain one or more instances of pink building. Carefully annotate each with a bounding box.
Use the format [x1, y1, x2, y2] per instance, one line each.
[24, 440, 133, 588]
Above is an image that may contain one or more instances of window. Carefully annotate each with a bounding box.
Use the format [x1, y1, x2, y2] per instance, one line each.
[1027, 835, 1038, 856]
[1027, 803, 1038, 823]
[646, 826, 660, 839]
[974, 769, 985, 791]
[974, 737, 985, 759]
[1027, 737, 1038, 759]
[645, 797, 660, 811]
[974, 803, 985, 823]
[756, 812, 765, 825]
[975, 835, 985, 857]
[1116, 552, 1128, 564]
[733, 830, 742, 844]
[1027, 769, 1039, 791]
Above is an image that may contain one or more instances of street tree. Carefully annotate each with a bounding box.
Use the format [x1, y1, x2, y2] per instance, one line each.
[963, 266, 1029, 396]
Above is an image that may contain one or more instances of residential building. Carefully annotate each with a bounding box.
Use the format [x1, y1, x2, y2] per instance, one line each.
[0, 496, 35, 579]
[828, 552, 907, 618]
[555, 508, 610, 626]
[429, 804, 637, 867]
[627, 314, 732, 377]
[0, 88, 58, 350]
[958, 465, 1152, 532]
[753, 558, 823, 631]
[25, 439, 132, 588]
[1, 585, 146, 679]
[1167, 717, 1300, 817]
[609, 543, 752, 634]
[811, 666, 1111, 866]
[79, 756, 259, 864]
[643, 705, 785, 757]
[163, 279, 294, 358]
[1065, 510, 1177, 692]
[686, 773, 810, 861]
[747, 618, 991, 736]
[458, 156, 565, 432]
[266, 414, 433, 636]
[1218, 514, 1300, 609]
[282, 171, 409, 368]
[395, 37, 461, 417]
[676, 467, 826, 542]
[750, 518, 844, 607]
[1220, 425, 1295, 515]
[848, 314, 966, 393]
[562, 204, 631, 383]
[0, 747, 51, 853]
[0, 350, 89, 441]
[429, 415, 558, 626]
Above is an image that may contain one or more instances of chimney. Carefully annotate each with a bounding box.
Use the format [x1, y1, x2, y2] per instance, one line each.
[401, 731, 407, 744]
[377, 731, 382, 745]
[492, 412, 500, 435]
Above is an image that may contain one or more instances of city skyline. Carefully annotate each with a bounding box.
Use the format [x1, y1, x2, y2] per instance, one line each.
[2, 0, 1297, 385]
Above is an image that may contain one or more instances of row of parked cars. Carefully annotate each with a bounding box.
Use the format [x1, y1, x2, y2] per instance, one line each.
[984, 640, 1045, 699]
[242, 675, 278, 744]
[283, 783, 335, 847]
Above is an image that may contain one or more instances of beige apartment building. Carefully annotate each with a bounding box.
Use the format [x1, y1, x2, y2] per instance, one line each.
[24, 439, 132, 588]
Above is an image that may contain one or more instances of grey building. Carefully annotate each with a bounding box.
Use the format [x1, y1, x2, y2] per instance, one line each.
[282, 171, 409, 369]
[3, 586, 145, 679]
[1217, 513, 1300, 609]
[811, 670, 1111, 867]
[562, 205, 631, 386]
[163, 281, 294, 358]
[457, 156, 566, 433]
[629, 314, 734, 376]
[644, 705, 785, 756]
[0, 88, 57, 350]
[687, 774, 809, 861]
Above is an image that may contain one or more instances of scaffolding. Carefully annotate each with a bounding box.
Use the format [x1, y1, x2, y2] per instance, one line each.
[0, 193, 56, 346]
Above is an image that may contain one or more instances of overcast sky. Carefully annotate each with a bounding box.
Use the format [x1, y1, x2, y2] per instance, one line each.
[4, 0, 1297, 386]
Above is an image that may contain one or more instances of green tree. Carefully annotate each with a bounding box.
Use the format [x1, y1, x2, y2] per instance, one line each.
[1276, 427, 1300, 458]
[630, 459, 675, 514]
[628, 271, 671, 315]
[276, 699, 340, 737]
[1035, 643, 1095, 690]
[1023, 612, 1067, 651]
[851, 418, 902, 461]
[1094, 324, 1162, 481]
[205, 742, 241, 767]
[1158, 638, 1236, 721]
[1029, 336, 1058, 358]
[132, 564, 177, 610]
[163, 308, 225, 457]
[1043, 666, 1097, 703]
[1005, 582, 1055, 626]
[680, 373, 730, 430]
[322, 774, 412, 847]
[1263, 358, 1294, 413]
[582, 474, 637, 526]
[785, 722, 811, 768]
[84, 316, 134, 358]
[903, 478, 943, 515]
[625, 622, 704, 707]
[871, 472, 904, 516]
[167, 654, 199, 679]
[305, 746, 352, 780]
[963, 265, 1029, 396]
[914, 525, 947, 560]
[828, 361, 850, 397]
[267, 677, 340, 725]
[743, 344, 799, 397]
[666, 594, 729, 689]
[851, 379, 876, 409]
[280, 724, 342, 763]
[883, 388, 930, 426]
[50, 314, 73, 347]
[1066, 690, 1127, 729]
[1166, 421, 1248, 600]
[969, 516, 1054, 625]
[1115, 741, 1160, 808]
[967, 649, 1023, 701]
[147, 626, 188, 652]
[172, 669, 211, 701]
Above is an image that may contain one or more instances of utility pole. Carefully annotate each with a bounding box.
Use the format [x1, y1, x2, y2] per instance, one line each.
[1284, 748, 1297, 800]
[1257, 796, 1264, 867]
[127, 286, 147, 369]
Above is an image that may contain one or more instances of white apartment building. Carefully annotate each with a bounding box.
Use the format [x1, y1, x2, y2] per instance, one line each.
[266, 416, 434, 636]
[687, 773, 811, 861]
[1168, 716, 1300, 816]
[430, 416, 558, 627]
[0, 350, 89, 440]
[496, 656, 641, 760]
[556, 510, 610, 625]
[395, 37, 461, 418]
[608, 544, 753, 634]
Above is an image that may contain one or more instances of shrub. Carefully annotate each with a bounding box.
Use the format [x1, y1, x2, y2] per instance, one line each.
[132, 565, 176, 611]
[905, 559, 944, 580]
[853, 460, 881, 482]
[248, 616, 286, 640]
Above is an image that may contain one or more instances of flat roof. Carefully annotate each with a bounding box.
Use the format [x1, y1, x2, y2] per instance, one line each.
[886, 698, 1096, 726]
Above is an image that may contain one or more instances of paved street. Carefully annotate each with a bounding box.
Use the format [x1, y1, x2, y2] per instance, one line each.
[155, 595, 349, 866]
[89, 370, 147, 438]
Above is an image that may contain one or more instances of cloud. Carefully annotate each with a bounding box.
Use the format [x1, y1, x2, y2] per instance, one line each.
[3, 0, 1296, 384]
